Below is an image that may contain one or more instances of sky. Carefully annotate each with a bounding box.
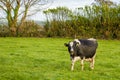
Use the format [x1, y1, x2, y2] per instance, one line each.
[29, 0, 120, 21]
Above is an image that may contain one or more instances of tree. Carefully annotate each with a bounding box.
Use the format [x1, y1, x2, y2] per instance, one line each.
[92, 0, 118, 39]
[43, 7, 72, 21]
[0, 0, 49, 36]
[43, 7, 73, 37]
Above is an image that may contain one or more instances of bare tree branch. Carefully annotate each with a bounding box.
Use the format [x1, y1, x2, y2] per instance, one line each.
[0, 0, 51, 36]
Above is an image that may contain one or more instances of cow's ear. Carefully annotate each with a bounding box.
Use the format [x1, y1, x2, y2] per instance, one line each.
[64, 43, 68, 47]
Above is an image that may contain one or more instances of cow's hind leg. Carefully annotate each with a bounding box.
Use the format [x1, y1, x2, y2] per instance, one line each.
[81, 59, 84, 71]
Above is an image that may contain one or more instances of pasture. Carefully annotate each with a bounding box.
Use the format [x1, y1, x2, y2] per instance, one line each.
[0, 38, 120, 80]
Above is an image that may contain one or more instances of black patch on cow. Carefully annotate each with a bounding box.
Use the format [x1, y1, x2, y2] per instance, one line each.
[76, 39, 98, 59]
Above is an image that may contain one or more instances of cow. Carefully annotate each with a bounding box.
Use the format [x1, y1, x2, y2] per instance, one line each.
[64, 38, 98, 71]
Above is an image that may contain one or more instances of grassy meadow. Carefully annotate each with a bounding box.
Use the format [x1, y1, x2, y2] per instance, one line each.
[0, 38, 120, 80]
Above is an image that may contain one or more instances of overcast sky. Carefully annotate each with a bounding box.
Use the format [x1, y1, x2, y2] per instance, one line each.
[29, 0, 120, 21]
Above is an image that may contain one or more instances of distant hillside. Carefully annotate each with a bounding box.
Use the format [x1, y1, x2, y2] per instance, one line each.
[0, 20, 45, 27]
[34, 20, 45, 27]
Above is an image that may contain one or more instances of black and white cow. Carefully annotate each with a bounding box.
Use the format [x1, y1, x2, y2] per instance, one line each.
[64, 38, 98, 71]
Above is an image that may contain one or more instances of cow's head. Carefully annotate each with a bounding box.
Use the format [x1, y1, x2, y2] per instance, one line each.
[64, 39, 81, 59]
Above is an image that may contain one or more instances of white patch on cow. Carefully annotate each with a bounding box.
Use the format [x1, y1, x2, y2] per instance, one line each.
[74, 39, 81, 45]
[69, 42, 74, 52]
[88, 38, 96, 41]
[69, 42, 73, 46]
[74, 57, 81, 61]
[85, 58, 92, 62]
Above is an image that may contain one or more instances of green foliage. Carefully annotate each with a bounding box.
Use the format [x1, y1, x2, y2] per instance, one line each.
[0, 1, 120, 39]
[43, 7, 72, 21]
[43, 2, 120, 39]
[43, 7, 74, 37]
[0, 38, 120, 80]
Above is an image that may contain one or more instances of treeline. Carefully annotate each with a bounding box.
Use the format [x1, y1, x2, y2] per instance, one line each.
[0, 0, 120, 39]
[43, 0, 120, 39]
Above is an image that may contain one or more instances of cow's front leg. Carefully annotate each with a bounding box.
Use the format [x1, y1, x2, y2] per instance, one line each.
[71, 57, 80, 71]
[71, 59, 75, 71]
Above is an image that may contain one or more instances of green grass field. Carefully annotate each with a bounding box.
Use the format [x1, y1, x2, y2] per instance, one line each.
[0, 38, 120, 80]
